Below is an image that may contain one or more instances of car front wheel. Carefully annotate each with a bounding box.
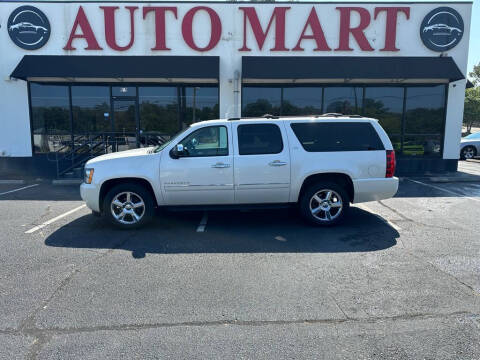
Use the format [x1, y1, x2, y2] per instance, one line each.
[460, 146, 477, 160]
[103, 183, 154, 229]
[299, 181, 350, 226]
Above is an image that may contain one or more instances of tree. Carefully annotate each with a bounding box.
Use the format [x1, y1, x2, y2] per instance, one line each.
[464, 62, 480, 133]
[469, 63, 480, 86]
[464, 86, 480, 133]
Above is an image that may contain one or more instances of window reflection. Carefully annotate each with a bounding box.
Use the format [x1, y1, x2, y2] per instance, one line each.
[282, 87, 322, 116]
[403, 135, 442, 156]
[184, 87, 219, 127]
[72, 86, 110, 134]
[323, 87, 362, 114]
[364, 87, 403, 135]
[405, 86, 445, 134]
[139, 87, 178, 146]
[242, 87, 281, 117]
[241, 85, 446, 158]
[404, 86, 445, 157]
[29, 83, 220, 154]
[30, 84, 70, 153]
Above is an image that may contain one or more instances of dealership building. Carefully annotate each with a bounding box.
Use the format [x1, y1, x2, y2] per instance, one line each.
[0, 0, 472, 178]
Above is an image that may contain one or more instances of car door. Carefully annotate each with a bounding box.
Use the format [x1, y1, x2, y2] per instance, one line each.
[160, 124, 234, 205]
[233, 122, 291, 204]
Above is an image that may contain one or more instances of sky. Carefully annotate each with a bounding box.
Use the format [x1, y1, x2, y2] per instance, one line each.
[467, 0, 479, 77]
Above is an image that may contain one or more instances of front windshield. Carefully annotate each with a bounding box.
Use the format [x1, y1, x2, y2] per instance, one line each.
[154, 127, 190, 153]
[465, 132, 480, 140]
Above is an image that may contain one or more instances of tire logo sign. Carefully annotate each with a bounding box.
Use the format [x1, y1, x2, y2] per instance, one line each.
[7, 6, 50, 50]
[420, 7, 464, 52]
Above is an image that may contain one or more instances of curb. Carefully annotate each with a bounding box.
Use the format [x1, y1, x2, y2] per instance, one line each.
[404, 176, 480, 183]
[426, 176, 480, 183]
[0, 179, 26, 184]
[52, 179, 82, 185]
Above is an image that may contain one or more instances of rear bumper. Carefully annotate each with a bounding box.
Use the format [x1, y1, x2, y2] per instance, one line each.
[352, 177, 399, 203]
[80, 183, 101, 212]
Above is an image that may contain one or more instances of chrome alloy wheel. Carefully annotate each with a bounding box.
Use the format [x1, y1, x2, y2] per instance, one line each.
[309, 189, 343, 222]
[110, 191, 145, 225]
[462, 147, 476, 159]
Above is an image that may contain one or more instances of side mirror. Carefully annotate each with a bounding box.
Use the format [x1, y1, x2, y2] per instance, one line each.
[170, 144, 184, 159]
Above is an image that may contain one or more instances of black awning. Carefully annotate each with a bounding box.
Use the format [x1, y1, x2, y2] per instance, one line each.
[242, 56, 464, 83]
[10, 55, 219, 82]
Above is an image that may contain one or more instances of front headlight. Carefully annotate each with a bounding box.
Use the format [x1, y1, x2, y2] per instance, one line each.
[84, 168, 94, 184]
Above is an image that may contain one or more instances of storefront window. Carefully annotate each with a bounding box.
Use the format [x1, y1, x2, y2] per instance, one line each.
[241, 84, 447, 158]
[282, 87, 322, 116]
[183, 86, 219, 127]
[323, 87, 363, 114]
[403, 86, 445, 157]
[364, 87, 404, 152]
[71, 86, 111, 135]
[139, 86, 179, 146]
[30, 84, 70, 153]
[242, 87, 281, 117]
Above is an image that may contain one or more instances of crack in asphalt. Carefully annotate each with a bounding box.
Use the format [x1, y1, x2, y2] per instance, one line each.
[402, 249, 480, 298]
[377, 200, 413, 222]
[16, 227, 137, 359]
[1, 311, 475, 338]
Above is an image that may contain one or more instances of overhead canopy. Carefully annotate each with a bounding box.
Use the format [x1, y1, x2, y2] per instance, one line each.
[242, 56, 465, 84]
[10, 55, 219, 83]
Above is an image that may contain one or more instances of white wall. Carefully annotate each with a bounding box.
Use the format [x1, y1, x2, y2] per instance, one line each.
[0, 1, 472, 159]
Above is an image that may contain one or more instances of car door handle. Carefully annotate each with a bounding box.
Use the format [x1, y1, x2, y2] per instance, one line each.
[212, 162, 231, 168]
[268, 160, 288, 166]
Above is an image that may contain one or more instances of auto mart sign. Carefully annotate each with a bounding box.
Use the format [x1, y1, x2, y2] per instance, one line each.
[5, 3, 465, 53]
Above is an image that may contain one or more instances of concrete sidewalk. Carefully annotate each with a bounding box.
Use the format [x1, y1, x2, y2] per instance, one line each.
[412, 159, 480, 183]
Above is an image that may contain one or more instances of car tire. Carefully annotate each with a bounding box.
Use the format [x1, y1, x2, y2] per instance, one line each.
[299, 181, 350, 226]
[460, 146, 477, 160]
[103, 182, 154, 229]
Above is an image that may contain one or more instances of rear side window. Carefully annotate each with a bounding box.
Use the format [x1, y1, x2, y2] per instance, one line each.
[238, 124, 283, 155]
[290, 122, 384, 152]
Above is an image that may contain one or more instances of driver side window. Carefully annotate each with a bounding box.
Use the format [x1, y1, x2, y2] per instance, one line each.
[177, 126, 228, 157]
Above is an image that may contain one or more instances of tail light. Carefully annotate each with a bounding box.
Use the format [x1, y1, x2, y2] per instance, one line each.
[386, 150, 396, 178]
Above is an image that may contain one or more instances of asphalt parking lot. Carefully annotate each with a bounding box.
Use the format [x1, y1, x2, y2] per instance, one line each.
[1, 172, 480, 359]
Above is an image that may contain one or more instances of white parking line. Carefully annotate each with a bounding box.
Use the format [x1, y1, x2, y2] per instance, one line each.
[25, 204, 86, 234]
[196, 212, 208, 232]
[355, 203, 402, 232]
[407, 178, 480, 203]
[0, 184, 39, 196]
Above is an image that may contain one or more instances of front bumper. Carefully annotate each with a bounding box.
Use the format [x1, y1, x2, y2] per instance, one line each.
[80, 182, 101, 213]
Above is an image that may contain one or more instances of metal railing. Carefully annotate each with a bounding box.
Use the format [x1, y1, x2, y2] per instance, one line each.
[46, 131, 174, 178]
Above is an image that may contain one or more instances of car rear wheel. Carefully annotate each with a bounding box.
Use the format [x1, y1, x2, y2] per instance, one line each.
[299, 181, 350, 226]
[103, 183, 154, 229]
[460, 146, 477, 160]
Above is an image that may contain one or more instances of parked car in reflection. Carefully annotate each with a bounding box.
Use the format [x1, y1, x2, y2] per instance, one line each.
[422, 23, 462, 35]
[9, 22, 47, 34]
[460, 132, 480, 160]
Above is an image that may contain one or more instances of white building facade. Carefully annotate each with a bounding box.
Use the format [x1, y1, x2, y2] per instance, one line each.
[0, 1, 472, 177]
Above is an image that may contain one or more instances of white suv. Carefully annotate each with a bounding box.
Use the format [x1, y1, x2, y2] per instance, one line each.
[80, 115, 398, 228]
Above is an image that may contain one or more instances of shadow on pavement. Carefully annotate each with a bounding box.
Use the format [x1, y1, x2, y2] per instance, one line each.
[45, 207, 399, 257]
